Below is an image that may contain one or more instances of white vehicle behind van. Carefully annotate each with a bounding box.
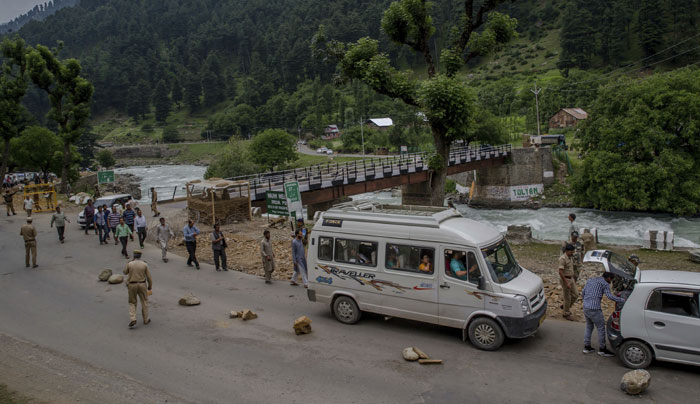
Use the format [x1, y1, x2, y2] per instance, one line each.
[306, 203, 547, 351]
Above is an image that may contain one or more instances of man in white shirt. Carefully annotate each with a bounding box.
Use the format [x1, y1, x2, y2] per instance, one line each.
[134, 207, 148, 249]
[156, 217, 174, 262]
[23, 195, 34, 216]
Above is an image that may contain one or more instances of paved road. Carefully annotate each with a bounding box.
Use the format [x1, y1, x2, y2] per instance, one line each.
[298, 144, 389, 158]
[1, 213, 699, 403]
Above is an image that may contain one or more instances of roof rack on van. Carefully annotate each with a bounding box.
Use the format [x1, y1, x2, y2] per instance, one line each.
[323, 201, 461, 228]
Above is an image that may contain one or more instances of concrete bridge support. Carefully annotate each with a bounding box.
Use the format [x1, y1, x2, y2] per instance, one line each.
[307, 198, 344, 220]
[401, 182, 433, 206]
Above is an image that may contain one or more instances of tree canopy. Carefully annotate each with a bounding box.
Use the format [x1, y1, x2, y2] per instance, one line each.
[248, 129, 298, 171]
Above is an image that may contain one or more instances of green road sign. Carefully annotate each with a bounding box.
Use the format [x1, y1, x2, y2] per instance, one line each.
[266, 190, 289, 216]
[97, 170, 115, 184]
[284, 181, 303, 220]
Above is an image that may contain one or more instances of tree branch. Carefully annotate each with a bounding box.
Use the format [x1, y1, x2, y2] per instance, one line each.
[456, 0, 502, 53]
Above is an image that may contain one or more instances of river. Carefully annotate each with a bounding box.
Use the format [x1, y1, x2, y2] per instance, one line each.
[117, 165, 700, 249]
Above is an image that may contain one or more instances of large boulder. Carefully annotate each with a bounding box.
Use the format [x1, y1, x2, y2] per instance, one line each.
[689, 249, 700, 264]
[402, 347, 419, 361]
[293, 316, 312, 335]
[107, 274, 124, 284]
[179, 293, 201, 306]
[620, 369, 651, 395]
[98, 269, 113, 281]
[240, 309, 257, 321]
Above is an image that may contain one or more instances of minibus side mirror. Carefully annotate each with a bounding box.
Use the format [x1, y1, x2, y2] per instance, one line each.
[477, 276, 486, 290]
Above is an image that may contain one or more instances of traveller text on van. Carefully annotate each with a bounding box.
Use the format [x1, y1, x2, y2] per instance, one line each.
[306, 203, 547, 351]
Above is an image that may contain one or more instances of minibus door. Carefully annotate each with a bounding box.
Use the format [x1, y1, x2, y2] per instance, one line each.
[438, 246, 486, 328]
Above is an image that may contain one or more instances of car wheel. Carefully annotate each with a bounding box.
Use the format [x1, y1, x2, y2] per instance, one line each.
[618, 340, 653, 369]
[332, 296, 361, 325]
[468, 317, 505, 351]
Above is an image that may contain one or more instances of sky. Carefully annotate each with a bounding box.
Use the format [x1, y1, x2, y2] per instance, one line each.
[0, 0, 47, 24]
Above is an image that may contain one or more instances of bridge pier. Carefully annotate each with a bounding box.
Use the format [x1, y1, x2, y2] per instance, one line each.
[307, 198, 344, 220]
[401, 182, 433, 206]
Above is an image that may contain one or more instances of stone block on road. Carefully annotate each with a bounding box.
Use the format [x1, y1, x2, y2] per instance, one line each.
[293, 316, 312, 335]
[402, 347, 419, 361]
[107, 274, 123, 284]
[620, 369, 651, 395]
[179, 293, 201, 306]
[98, 269, 113, 282]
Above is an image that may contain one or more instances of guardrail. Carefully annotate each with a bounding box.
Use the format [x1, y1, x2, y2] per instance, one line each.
[224, 144, 511, 201]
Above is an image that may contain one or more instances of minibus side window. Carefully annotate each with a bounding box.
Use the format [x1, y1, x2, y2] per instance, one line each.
[444, 249, 481, 284]
[318, 237, 333, 261]
[385, 243, 434, 275]
[334, 238, 378, 267]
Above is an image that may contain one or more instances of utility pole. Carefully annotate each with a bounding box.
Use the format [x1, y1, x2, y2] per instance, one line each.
[360, 117, 365, 157]
[531, 82, 542, 137]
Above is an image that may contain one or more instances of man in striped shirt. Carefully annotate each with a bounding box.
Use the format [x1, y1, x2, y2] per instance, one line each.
[122, 203, 136, 241]
[581, 272, 626, 356]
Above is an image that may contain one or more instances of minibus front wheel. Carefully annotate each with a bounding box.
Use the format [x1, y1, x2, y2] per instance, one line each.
[332, 295, 362, 324]
[467, 317, 505, 351]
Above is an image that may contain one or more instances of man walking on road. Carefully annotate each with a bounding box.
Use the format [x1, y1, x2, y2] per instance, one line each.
[261, 230, 275, 284]
[291, 229, 308, 287]
[83, 199, 96, 235]
[559, 244, 578, 321]
[23, 195, 34, 216]
[50, 206, 70, 243]
[211, 223, 228, 271]
[94, 205, 107, 245]
[115, 217, 133, 259]
[183, 219, 200, 269]
[582, 272, 625, 356]
[20, 217, 38, 268]
[4, 189, 17, 216]
[108, 205, 121, 245]
[124, 249, 153, 328]
[156, 217, 174, 262]
[150, 187, 160, 217]
[122, 203, 136, 241]
[135, 208, 147, 249]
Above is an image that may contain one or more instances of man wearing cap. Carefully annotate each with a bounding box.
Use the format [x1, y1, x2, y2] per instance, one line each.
[580, 228, 596, 251]
[20, 217, 38, 268]
[123, 250, 153, 328]
[565, 231, 585, 282]
[156, 217, 174, 262]
[558, 244, 578, 320]
[4, 189, 17, 216]
[150, 187, 160, 217]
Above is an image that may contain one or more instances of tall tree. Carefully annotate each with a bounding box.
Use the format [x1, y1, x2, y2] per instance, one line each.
[27, 43, 94, 192]
[171, 76, 183, 109]
[0, 37, 30, 182]
[184, 74, 201, 111]
[153, 79, 171, 123]
[201, 53, 226, 108]
[313, 0, 517, 205]
[248, 129, 297, 171]
[10, 126, 63, 179]
[638, 0, 666, 56]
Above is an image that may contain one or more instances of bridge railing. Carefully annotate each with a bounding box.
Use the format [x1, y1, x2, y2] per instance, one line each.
[224, 144, 511, 199]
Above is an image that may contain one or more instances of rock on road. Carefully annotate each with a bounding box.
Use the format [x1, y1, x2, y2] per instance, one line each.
[0, 213, 699, 404]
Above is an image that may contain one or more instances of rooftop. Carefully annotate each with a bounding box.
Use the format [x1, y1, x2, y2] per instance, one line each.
[639, 270, 700, 286]
[561, 108, 588, 120]
[368, 117, 393, 127]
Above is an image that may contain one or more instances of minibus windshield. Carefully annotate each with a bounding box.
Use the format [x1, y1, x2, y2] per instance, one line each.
[482, 240, 522, 284]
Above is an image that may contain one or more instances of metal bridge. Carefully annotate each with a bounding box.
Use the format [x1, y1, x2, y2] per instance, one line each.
[215, 144, 511, 211]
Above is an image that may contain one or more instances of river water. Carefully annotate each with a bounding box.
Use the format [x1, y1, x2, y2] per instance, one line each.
[117, 165, 700, 248]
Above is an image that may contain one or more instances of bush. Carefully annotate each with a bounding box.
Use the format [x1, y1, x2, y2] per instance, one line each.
[96, 149, 116, 168]
[445, 178, 457, 194]
[205, 140, 260, 179]
[162, 126, 180, 143]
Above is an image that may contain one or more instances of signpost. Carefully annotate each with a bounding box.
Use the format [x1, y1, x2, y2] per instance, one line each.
[97, 170, 115, 184]
[265, 191, 289, 216]
[283, 181, 303, 222]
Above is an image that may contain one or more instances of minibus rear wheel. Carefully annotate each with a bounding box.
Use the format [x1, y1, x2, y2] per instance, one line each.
[467, 317, 504, 351]
[332, 295, 361, 324]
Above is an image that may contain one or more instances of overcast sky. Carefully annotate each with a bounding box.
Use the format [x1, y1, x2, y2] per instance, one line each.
[0, 0, 47, 24]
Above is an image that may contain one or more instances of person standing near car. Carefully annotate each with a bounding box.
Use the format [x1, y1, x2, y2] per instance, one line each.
[134, 207, 147, 249]
[290, 229, 308, 287]
[156, 217, 174, 262]
[183, 219, 200, 269]
[211, 223, 228, 271]
[559, 244, 579, 321]
[83, 199, 96, 235]
[50, 206, 70, 243]
[563, 231, 585, 282]
[94, 205, 107, 245]
[581, 272, 626, 356]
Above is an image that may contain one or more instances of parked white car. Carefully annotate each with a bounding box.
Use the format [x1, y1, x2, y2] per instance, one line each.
[326, 149, 334, 155]
[316, 147, 329, 154]
[584, 250, 700, 369]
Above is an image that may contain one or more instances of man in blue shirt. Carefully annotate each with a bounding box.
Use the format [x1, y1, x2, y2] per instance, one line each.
[450, 251, 480, 282]
[581, 272, 626, 356]
[183, 219, 200, 269]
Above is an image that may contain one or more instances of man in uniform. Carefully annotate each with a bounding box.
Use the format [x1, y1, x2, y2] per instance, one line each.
[261, 230, 275, 284]
[580, 229, 596, 251]
[4, 189, 17, 216]
[565, 231, 585, 282]
[150, 187, 160, 217]
[20, 217, 38, 268]
[156, 217, 174, 262]
[558, 244, 578, 320]
[123, 250, 153, 328]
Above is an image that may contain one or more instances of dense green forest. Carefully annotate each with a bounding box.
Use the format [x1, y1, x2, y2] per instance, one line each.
[4, 0, 697, 140]
[0, 0, 78, 34]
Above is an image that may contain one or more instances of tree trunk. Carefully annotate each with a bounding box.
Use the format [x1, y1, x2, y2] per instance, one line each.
[0, 138, 10, 183]
[60, 140, 71, 193]
[429, 129, 450, 206]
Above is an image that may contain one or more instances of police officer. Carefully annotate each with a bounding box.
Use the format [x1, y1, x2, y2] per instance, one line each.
[150, 187, 160, 217]
[558, 244, 578, 321]
[20, 217, 38, 268]
[568, 231, 585, 282]
[4, 189, 17, 216]
[123, 250, 153, 328]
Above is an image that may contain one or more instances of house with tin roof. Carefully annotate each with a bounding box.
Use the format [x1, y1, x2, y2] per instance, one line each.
[366, 117, 393, 130]
[549, 108, 588, 128]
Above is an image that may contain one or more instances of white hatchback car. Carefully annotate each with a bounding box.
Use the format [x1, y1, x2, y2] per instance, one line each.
[584, 250, 700, 369]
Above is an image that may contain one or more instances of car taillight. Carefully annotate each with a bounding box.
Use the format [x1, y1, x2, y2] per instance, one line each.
[611, 310, 620, 331]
